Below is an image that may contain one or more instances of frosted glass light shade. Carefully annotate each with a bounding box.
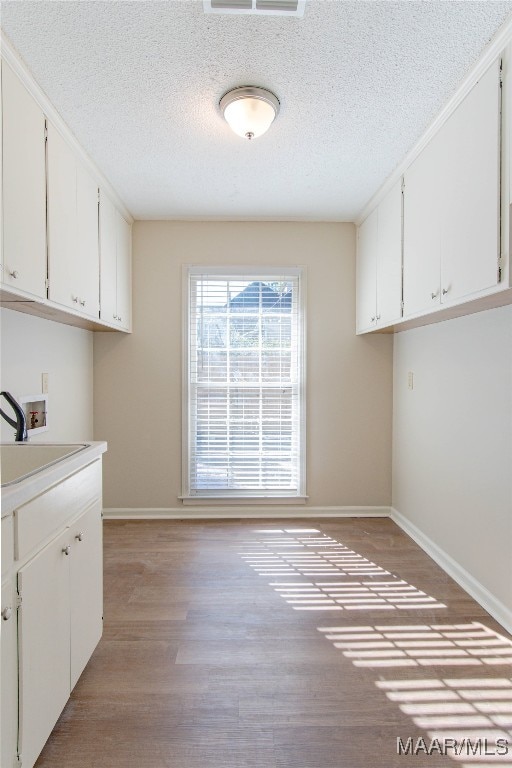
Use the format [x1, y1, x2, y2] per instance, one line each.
[220, 87, 279, 140]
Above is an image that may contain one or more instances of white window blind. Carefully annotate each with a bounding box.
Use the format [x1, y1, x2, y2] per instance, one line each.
[184, 267, 305, 498]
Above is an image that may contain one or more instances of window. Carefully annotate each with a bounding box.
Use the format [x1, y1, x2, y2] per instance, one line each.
[183, 267, 306, 500]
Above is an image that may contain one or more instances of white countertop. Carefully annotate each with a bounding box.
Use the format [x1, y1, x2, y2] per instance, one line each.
[1, 441, 107, 518]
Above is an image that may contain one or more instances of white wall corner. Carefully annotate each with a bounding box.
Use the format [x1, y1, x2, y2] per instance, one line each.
[391, 507, 512, 636]
[103, 505, 392, 520]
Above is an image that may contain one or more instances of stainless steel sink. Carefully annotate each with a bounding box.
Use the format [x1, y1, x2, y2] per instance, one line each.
[1, 443, 89, 487]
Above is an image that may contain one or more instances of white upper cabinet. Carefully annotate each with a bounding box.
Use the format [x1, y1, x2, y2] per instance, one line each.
[47, 122, 100, 319]
[402, 124, 446, 316]
[441, 59, 501, 303]
[99, 190, 132, 330]
[99, 190, 117, 322]
[356, 181, 402, 333]
[403, 58, 501, 317]
[46, 124, 76, 304]
[356, 207, 378, 333]
[1, 45, 131, 332]
[376, 181, 403, 326]
[1, 61, 47, 299]
[76, 162, 101, 315]
[116, 213, 132, 330]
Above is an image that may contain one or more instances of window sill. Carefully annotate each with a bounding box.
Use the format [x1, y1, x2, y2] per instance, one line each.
[180, 495, 308, 506]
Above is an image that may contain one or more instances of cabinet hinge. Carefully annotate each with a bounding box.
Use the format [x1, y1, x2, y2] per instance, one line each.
[44, 119, 48, 142]
[499, 59, 503, 88]
[16, 594, 22, 609]
[97, 188, 101, 203]
[401, 177, 405, 193]
[498, 265, 502, 283]
[45, 277, 50, 292]
[14, 756, 22, 768]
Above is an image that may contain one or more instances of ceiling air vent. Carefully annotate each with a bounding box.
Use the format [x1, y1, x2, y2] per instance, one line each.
[204, 0, 306, 17]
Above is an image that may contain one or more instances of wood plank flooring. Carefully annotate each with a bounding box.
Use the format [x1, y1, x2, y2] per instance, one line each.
[35, 518, 512, 767]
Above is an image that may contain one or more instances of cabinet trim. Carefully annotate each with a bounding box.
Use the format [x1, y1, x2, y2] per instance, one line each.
[356, 15, 512, 226]
[1, 31, 132, 225]
[361, 285, 512, 335]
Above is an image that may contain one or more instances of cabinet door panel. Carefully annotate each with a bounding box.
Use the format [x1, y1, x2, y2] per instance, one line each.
[76, 162, 99, 317]
[1, 578, 18, 768]
[403, 126, 446, 317]
[356, 207, 378, 333]
[116, 212, 132, 330]
[2, 62, 47, 299]
[47, 123, 77, 310]
[441, 59, 500, 303]
[99, 190, 117, 323]
[18, 530, 71, 768]
[70, 503, 103, 689]
[377, 180, 402, 325]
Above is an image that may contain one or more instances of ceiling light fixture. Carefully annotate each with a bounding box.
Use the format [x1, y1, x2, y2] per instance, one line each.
[220, 86, 280, 140]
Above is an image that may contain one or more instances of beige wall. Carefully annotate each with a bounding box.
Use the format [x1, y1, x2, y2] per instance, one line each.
[0, 308, 94, 442]
[94, 221, 393, 510]
[393, 304, 512, 616]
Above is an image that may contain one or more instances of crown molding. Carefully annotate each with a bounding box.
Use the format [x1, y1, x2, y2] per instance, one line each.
[355, 13, 512, 226]
[1, 30, 133, 224]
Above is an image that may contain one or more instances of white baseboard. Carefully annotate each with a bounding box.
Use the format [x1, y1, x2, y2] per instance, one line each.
[103, 505, 392, 520]
[391, 506, 512, 636]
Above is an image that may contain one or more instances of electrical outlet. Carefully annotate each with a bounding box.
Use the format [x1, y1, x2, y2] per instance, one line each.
[407, 371, 414, 390]
[42, 372, 49, 394]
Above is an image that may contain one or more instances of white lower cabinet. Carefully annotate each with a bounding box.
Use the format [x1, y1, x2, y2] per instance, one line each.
[18, 528, 71, 768]
[1, 578, 17, 768]
[1, 459, 104, 768]
[69, 506, 103, 689]
[16, 503, 103, 767]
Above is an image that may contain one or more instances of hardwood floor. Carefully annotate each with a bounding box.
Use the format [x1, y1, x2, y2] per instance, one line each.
[35, 518, 512, 767]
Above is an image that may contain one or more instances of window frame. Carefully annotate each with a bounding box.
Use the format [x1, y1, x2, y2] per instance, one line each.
[181, 265, 307, 503]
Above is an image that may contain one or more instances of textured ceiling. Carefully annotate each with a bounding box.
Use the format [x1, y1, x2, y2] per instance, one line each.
[1, 0, 512, 221]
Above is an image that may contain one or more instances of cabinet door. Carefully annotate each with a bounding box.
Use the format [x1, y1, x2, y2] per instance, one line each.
[403, 125, 446, 317]
[2, 61, 47, 299]
[47, 122, 78, 310]
[376, 180, 402, 326]
[356, 207, 378, 333]
[48, 126, 100, 317]
[440, 59, 500, 304]
[76, 162, 100, 318]
[17, 529, 71, 768]
[116, 212, 132, 330]
[1, 59, 2, 276]
[1, 578, 18, 768]
[70, 504, 103, 689]
[99, 190, 118, 324]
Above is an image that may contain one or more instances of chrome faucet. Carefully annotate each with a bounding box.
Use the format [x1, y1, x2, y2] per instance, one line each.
[0, 391, 28, 442]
